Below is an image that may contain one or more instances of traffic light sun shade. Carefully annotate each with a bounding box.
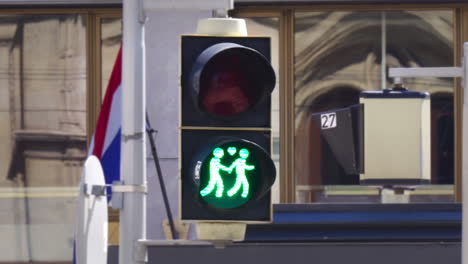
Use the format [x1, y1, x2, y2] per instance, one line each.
[191, 43, 276, 119]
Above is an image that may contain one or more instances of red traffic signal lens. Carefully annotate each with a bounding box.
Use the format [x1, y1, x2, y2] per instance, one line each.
[199, 54, 262, 116]
[190, 43, 275, 119]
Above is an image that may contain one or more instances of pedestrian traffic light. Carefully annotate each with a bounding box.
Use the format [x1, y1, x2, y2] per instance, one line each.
[196, 138, 275, 210]
[180, 35, 276, 222]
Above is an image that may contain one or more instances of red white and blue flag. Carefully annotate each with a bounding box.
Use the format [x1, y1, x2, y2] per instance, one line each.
[88, 46, 122, 198]
[73, 47, 122, 264]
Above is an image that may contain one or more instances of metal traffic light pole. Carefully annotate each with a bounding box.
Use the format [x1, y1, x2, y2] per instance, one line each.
[120, 0, 147, 263]
[388, 42, 467, 264]
[119, 0, 237, 263]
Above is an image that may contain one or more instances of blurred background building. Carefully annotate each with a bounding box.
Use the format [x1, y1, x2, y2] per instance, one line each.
[0, 0, 464, 263]
[0, 11, 121, 262]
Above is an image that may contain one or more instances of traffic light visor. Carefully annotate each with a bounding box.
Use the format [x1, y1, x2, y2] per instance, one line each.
[190, 43, 276, 118]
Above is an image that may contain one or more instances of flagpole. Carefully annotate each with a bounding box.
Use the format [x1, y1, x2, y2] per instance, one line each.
[146, 114, 178, 240]
[120, 0, 147, 263]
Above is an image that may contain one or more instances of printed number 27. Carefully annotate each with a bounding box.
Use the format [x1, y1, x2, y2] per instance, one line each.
[321, 113, 336, 129]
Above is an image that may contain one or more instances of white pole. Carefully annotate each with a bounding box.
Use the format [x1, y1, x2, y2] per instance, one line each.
[143, 0, 233, 10]
[389, 67, 463, 78]
[388, 46, 466, 262]
[120, 0, 146, 263]
[381, 11, 386, 90]
[462, 42, 468, 264]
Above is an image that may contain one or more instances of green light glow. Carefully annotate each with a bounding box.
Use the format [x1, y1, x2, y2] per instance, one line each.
[227, 147, 237, 156]
[200, 148, 230, 197]
[199, 145, 257, 208]
[227, 149, 254, 198]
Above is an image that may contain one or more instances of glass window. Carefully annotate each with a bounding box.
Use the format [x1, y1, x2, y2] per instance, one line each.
[242, 17, 281, 203]
[0, 11, 121, 262]
[0, 14, 87, 262]
[101, 17, 122, 99]
[294, 10, 454, 203]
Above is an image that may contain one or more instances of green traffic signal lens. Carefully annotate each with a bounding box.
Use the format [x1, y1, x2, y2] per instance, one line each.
[199, 142, 258, 209]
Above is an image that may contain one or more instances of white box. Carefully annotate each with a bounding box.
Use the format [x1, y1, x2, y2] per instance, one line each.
[360, 89, 431, 184]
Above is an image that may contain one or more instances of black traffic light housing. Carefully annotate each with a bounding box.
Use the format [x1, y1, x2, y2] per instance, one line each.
[180, 35, 276, 222]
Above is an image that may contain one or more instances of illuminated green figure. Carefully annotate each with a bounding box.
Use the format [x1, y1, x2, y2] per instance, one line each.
[227, 148, 255, 198]
[200, 148, 231, 197]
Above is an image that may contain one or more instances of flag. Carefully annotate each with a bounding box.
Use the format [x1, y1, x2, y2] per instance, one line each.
[74, 47, 121, 264]
[88, 46, 122, 199]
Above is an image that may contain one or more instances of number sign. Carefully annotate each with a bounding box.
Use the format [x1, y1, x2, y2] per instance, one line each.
[321, 112, 337, 129]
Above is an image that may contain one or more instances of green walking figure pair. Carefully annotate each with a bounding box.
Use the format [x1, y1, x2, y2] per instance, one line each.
[200, 147, 255, 198]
